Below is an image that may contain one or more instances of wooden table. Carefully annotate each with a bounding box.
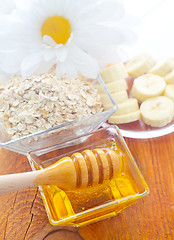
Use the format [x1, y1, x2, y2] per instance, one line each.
[0, 133, 173, 240]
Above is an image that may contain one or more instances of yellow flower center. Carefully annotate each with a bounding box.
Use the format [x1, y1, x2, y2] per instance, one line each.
[41, 16, 71, 44]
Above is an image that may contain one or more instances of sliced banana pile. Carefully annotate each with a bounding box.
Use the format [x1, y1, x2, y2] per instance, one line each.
[99, 53, 174, 127]
[100, 63, 140, 124]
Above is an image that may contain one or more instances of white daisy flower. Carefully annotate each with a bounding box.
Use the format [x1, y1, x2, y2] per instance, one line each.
[0, 0, 132, 79]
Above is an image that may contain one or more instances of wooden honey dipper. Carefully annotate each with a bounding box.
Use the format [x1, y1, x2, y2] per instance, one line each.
[0, 149, 122, 194]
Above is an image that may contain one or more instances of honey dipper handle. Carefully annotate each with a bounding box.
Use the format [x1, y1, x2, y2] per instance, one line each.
[0, 170, 44, 194]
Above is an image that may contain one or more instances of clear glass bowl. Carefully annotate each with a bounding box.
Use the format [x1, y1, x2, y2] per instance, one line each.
[0, 75, 117, 155]
[27, 125, 149, 227]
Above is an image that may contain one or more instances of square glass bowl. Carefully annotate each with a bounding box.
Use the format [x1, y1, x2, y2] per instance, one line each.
[0, 74, 117, 155]
[27, 125, 149, 227]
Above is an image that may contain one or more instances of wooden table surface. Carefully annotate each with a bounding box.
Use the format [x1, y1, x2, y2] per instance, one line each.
[0, 133, 173, 240]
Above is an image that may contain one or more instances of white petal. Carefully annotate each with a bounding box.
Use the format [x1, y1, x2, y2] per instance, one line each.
[31, 0, 68, 18]
[0, 13, 19, 34]
[43, 49, 56, 62]
[74, 24, 125, 46]
[14, 0, 32, 10]
[56, 60, 78, 77]
[43, 35, 57, 47]
[0, 0, 16, 14]
[64, 0, 89, 20]
[71, 40, 104, 57]
[69, 44, 99, 78]
[69, 0, 124, 26]
[88, 0, 124, 23]
[0, 49, 25, 73]
[0, 20, 41, 51]
[21, 52, 42, 76]
[35, 59, 55, 75]
[55, 47, 68, 62]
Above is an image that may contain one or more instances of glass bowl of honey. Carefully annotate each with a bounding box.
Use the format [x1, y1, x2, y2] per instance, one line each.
[27, 125, 149, 226]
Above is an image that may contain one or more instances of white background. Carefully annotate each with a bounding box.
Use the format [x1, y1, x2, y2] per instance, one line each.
[123, 0, 174, 59]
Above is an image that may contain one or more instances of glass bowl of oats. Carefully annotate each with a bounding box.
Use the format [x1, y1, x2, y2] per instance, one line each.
[0, 73, 117, 155]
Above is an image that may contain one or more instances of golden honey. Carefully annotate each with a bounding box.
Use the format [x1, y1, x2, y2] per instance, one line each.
[28, 126, 149, 226]
[33, 150, 147, 226]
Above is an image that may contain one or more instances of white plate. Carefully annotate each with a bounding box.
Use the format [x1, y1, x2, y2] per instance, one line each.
[117, 119, 174, 139]
[108, 76, 174, 139]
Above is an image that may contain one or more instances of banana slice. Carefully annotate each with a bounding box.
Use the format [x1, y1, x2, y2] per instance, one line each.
[106, 79, 128, 93]
[164, 69, 174, 84]
[100, 63, 128, 83]
[132, 73, 166, 103]
[100, 90, 128, 109]
[101, 90, 129, 110]
[114, 98, 139, 116]
[125, 53, 155, 78]
[111, 90, 129, 104]
[149, 58, 174, 77]
[140, 96, 174, 127]
[164, 85, 174, 101]
[98, 79, 128, 94]
[109, 110, 141, 124]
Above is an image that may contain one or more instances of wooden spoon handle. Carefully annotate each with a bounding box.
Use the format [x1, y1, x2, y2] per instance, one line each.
[0, 170, 44, 194]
